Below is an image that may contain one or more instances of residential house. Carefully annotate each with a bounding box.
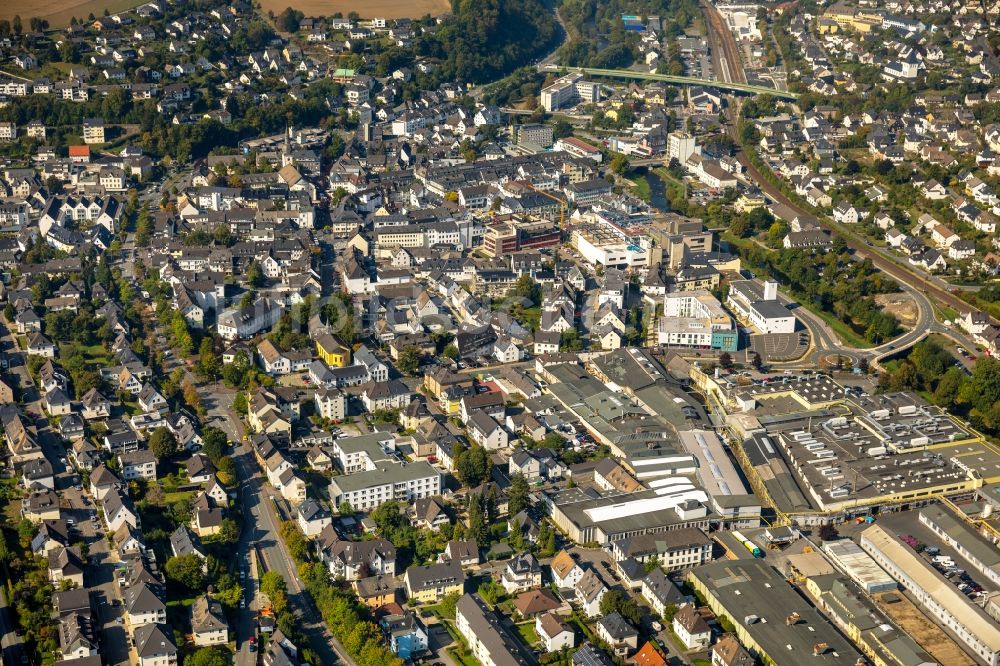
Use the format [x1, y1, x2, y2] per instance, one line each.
[190, 594, 228, 646]
[381, 612, 428, 661]
[672, 604, 711, 650]
[551, 550, 586, 589]
[596, 613, 639, 656]
[133, 624, 177, 666]
[537, 612, 575, 653]
[296, 498, 332, 537]
[403, 560, 465, 603]
[444, 539, 480, 567]
[576, 569, 607, 618]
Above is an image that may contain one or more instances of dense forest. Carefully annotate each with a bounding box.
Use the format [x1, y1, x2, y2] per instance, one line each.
[411, 0, 559, 83]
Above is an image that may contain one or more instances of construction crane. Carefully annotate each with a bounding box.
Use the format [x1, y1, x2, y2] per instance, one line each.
[529, 185, 568, 229]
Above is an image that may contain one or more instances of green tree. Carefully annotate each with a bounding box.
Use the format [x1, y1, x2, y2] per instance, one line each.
[148, 427, 178, 461]
[560, 328, 583, 351]
[443, 344, 459, 361]
[609, 153, 629, 175]
[438, 592, 461, 619]
[599, 589, 642, 625]
[246, 261, 265, 288]
[467, 493, 489, 544]
[478, 579, 505, 605]
[933, 367, 965, 408]
[279, 521, 312, 563]
[217, 518, 240, 546]
[165, 553, 205, 590]
[455, 445, 492, 487]
[186, 647, 230, 666]
[201, 427, 229, 463]
[276, 7, 303, 31]
[198, 337, 220, 379]
[397, 346, 421, 375]
[260, 571, 288, 614]
[507, 473, 530, 517]
[509, 275, 541, 306]
[963, 356, 1000, 412]
[729, 216, 752, 238]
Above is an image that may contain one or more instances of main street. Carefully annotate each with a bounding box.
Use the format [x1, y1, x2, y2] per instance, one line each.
[202, 385, 356, 666]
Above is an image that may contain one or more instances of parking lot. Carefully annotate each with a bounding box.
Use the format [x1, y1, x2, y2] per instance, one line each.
[868, 511, 999, 600]
[746, 331, 809, 362]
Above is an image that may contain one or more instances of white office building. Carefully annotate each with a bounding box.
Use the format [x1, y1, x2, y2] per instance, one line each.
[541, 73, 600, 112]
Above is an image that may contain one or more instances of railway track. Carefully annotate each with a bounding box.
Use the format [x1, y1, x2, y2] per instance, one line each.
[701, 0, 984, 325]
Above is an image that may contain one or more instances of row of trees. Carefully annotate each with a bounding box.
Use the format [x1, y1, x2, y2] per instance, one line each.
[880, 339, 1000, 434]
[735, 242, 901, 344]
[273, 514, 404, 666]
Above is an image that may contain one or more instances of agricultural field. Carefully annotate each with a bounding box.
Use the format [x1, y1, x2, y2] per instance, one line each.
[257, 0, 451, 20]
[0, 0, 145, 28]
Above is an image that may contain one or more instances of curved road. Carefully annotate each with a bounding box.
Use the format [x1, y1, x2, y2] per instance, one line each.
[699, 0, 986, 365]
[781, 284, 939, 368]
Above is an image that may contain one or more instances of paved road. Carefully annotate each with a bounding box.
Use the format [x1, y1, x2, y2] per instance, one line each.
[0, 586, 27, 666]
[203, 386, 355, 666]
[699, 0, 992, 357]
[0, 317, 131, 666]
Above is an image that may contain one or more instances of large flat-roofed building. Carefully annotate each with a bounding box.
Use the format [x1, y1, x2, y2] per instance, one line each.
[822, 539, 896, 594]
[659, 290, 738, 351]
[481, 217, 561, 258]
[608, 527, 713, 571]
[805, 574, 935, 666]
[861, 524, 1000, 666]
[545, 486, 712, 545]
[755, 412, 987, 515]
[541, 73, 600, 112]
[727, 279, 796, 334]
[699, 371, 997, 521]
[819, 4, 884, 33]
[849, 392, 977, 452]
[571, 222, 650, 269]
[455, 594, 533, 666]
[328, 459, 440, 512]
[919, 505, 1000, 586]
[676, 430, 761, 528]
[687, 559, 866, 666]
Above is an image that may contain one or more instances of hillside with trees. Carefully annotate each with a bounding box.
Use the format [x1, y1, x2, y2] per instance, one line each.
[415, 0, 559, 83]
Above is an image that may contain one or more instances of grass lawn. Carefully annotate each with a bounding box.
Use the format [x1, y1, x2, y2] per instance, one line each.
[516, 306, 541, 332]
[692, 660, 713, 666]
[61, 341, 114, 370]
[447, 647, 481, 666]
[630, 174, 651, 203]
[443, 623, 482, 666]
[935, 304, 960, 323]
[515, 622, 539, 646]
[0, 0, 147, 27]
[166, 597, 197, 633]
[802, 303, 875, 350]
[164, 490, 195, 504]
